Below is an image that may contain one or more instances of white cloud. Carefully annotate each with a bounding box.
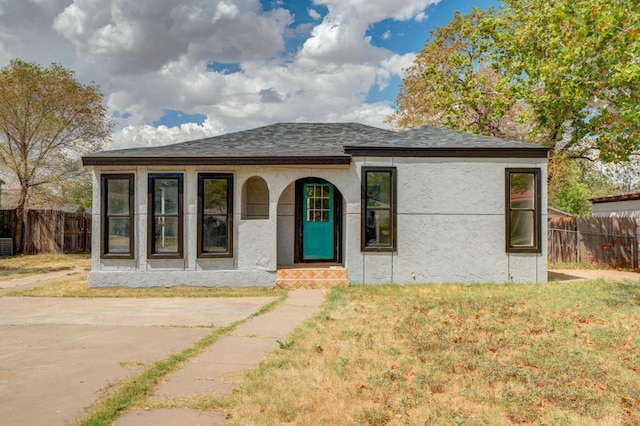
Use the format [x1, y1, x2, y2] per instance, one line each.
[307, 8, 321, 20]
[108, 117, 225, 150]
[0, 0, 439, 150]
[415, 11, 428, 22]
[313, 0, 439, 24]
[52, 0, 292, 74]
[382, 30, 391, 40]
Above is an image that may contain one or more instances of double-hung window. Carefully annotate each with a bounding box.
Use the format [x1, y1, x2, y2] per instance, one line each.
[198, 173, 233, 257]
[362, 167, 397, 251]
[148, 173, 183, 258]
[101, 174, 134, 258]
[506, 168, 541, 253]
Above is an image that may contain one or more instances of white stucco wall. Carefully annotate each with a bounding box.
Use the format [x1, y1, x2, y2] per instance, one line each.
[89, 156, 547, 287]
[345, 156, 547, 284]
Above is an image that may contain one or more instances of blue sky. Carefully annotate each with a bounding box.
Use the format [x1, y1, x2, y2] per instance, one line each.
[0, 0, 500, 148]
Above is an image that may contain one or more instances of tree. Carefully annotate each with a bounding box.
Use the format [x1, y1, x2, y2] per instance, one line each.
[390, 0, 640, 160]
[496, 0, 640, 161]
[0, 60, 112, 252]
[388, 8, 537, 143]
[547, 154, 592, 216]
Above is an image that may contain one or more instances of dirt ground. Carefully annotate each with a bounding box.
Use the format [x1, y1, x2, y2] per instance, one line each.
[549, 268, 640, 282]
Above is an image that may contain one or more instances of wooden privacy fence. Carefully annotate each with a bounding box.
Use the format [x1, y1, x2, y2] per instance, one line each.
[0, 209, 91, 254]
[548, 217, 638, 269]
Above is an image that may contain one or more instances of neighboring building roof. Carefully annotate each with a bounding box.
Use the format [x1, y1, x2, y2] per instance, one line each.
[589, 192, 640, 203]
[83, 123, 550, 166]
[548, 207, 573, 217]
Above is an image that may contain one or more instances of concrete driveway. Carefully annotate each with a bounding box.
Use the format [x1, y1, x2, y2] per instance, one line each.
[0, 296, 273, 426]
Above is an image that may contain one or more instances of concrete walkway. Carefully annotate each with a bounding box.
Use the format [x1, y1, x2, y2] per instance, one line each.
[117, 289, 327, 426]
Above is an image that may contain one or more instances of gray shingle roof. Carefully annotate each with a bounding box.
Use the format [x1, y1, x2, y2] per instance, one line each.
[83, 122, 549, 166]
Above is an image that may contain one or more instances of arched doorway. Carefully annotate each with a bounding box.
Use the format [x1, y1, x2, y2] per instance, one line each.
[294, 177, 343, 263]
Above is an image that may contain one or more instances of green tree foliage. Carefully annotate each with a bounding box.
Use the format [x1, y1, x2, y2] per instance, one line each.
[0, 60, 112, 252]
[390, 0, 640, 161]
[548, 154, 592, 216]
[497, 0, 640, 161]
[388, 8, 536, 143]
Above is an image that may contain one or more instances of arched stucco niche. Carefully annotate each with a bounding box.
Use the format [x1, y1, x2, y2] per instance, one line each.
[241, 176, 269, 220]
[276, 181, 296, 264]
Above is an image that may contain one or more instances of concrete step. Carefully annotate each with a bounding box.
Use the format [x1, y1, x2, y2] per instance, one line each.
[276, 265, 349, 289]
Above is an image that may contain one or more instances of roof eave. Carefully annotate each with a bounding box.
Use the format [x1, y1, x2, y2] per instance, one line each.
[82, 155, 352, 167]
[589, 193, 640, 203]
[343, 146, 551, 158]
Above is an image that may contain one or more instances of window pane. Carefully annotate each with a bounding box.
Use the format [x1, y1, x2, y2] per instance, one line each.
[204, 179, 228, 214]
[154, 217, 178, 252]
[107, 179, 130, 215]
[510, 173, 535, 209]
[367, 172, 391, 208]
[202, 216, 227, 252]
[108, 218, 130, 253]
[365, 210, 391, 245]
[511, 211, 534, 247]
[154, 179, 178, 214]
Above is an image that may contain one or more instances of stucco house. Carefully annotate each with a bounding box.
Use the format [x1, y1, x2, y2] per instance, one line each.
[82, 123, 550, 288]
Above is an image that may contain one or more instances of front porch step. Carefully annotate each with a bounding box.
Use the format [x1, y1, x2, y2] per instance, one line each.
[276, 265, 349, 289]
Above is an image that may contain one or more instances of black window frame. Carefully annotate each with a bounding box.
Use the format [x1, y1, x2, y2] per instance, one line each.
[101, 173, 135, 259]
[147, 173, 184, 259]
[505, 168, 542, 253]
[197, 173, 234, 258]
[361, 167, 397, 252]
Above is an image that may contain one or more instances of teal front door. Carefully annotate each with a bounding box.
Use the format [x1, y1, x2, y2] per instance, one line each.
[302, 183, 334, 260]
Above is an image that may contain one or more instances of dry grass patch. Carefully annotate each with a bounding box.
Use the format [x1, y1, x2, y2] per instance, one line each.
[10, 278, 281, 298]
[0, 253, 90, 280]
[228, 281, 640, 425]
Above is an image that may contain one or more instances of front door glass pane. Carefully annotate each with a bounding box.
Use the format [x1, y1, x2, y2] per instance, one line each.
[306, 184, 330, 223]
